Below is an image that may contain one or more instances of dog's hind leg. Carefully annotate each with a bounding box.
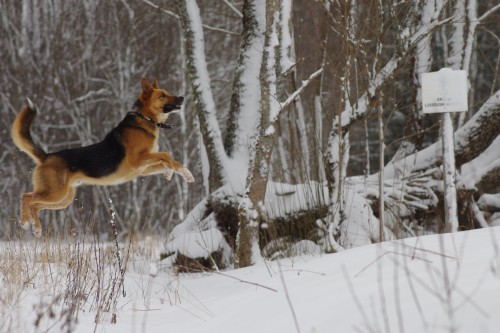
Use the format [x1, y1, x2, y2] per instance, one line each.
[20, 192, 38, 230]
[19, 163, 75, 237]
[29, 187, 76, 238]
[20, 190, 68, 238]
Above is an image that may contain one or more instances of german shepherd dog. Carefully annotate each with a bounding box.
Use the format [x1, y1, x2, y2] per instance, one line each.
[12, 78, 194, 238]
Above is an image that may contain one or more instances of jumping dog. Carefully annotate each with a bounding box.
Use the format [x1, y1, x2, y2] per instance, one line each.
[12, 77, 194, 237]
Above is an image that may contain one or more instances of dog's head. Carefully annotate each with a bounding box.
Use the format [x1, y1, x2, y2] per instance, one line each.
[139, 77, 184, 123]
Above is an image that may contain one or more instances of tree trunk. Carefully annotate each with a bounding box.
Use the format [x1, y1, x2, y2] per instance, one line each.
[176, 0, 227, 192]
[236, 0, 278, 268]
[224, 0, 264, 158]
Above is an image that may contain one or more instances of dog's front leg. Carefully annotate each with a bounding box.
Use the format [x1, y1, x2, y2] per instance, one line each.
[169, 159, 194, 183]
[134, 152, 173, 168]
[140, 163, 174, 180]
[136, 152, 194, 182]
[163, 167, 175, 181]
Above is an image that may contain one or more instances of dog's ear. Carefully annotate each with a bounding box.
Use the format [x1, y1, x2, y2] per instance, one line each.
[152, 78, 159, 89]
[141, 77, 153, 99]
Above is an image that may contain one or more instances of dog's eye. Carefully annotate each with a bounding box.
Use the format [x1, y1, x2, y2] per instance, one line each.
[160, 93, 166, 99]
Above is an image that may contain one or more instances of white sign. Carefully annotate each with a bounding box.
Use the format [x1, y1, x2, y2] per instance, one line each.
[421, 68, 468, 114]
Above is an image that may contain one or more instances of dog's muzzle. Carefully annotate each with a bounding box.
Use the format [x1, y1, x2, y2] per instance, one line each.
[163, 96, 184, 113]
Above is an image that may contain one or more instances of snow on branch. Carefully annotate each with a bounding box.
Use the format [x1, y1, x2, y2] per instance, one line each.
[461, 135, 500, 190]
[267, 68, 323, 131]
[280, 68, 324, 112]
[454, 91, 500, 165]
[140, 0, 178, 17]
[382, 90, 500, 179]
[478, 4, 500, 22]
[222, 0, 243, 18]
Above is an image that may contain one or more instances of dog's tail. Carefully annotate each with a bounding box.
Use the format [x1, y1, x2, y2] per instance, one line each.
[11, 98, 47, 164]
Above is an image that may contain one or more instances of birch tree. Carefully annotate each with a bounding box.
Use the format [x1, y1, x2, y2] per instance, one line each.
[236, 0, 279, 265]
[176, 0, 228, 192]
[168, 0, 323, 267]
[167, 0, 266, 267]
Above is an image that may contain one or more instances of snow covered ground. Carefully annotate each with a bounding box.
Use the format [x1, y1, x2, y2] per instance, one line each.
[2, 227, 499, 332]
[76, 227, 500, 333]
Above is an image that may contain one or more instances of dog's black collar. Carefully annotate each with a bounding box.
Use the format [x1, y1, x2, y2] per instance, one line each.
[128, 111, 174, 129]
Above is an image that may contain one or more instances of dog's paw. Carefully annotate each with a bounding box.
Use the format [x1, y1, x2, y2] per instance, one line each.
[19, 220, 31, 230]
[32, 225, 42, 238]
[180, 168, 194, 183]
[164, 168, 174, 181]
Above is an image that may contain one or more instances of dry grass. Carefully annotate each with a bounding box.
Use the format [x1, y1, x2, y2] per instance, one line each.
[0, 229, 165, 333]
[0, 238, 107, 332]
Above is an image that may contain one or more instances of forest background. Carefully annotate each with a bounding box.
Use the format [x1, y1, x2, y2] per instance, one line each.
[0, 0, 499, 268]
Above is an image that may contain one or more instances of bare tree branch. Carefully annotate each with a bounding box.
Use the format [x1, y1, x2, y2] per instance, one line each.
[140, 0, 239, 35]
[277, 68, 324, 115]
[478, 4, 500, 22]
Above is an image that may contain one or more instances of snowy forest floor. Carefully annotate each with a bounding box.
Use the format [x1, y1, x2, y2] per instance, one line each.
[1, 227, 500, 333]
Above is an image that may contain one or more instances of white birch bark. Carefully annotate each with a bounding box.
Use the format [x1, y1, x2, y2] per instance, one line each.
[416, 0, 436, 73]
[237, 0, 278, 267]
[378, 103, 385, 241]
[176, 0, 228, 192]
[447, 0, 467, 130]
[236, 0, 323, 266]
[462, 0, 478, 77]
[312, 0, 330, 182]
[440, 1, 467, 232]
[447, 0, 465, 70]
[224, 0, 266, 190]
[441, 113, 459, 232]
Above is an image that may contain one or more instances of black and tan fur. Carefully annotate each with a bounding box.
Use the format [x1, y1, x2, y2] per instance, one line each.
[12, 78, 194, 237]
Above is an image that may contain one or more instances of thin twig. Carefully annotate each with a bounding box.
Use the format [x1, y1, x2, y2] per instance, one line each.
[211, 271, 278, 292]
[394, 242, 456, 260]
[342, 265, 375, 333]
[278, 261, 301, 333]
[376, 247, 391, 333]
[221, 0, 243, 17]
[139, 0, 239, 35]
[398, 255, 429, 328]
[355, 250, 433, 278]
[281, 269, 326, 276]
[108, 199, 126, 298]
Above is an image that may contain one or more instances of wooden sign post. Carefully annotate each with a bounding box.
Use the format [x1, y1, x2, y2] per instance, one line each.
[421, 68, 468, 232]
